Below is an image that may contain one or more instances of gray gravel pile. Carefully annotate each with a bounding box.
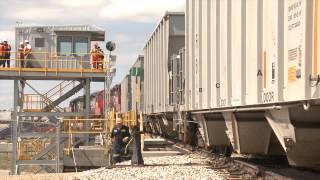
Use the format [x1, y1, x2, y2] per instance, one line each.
[70, 154, 224, 180]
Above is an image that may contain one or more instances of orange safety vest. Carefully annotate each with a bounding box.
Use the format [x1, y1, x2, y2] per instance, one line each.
[0, 44, 4, 56]
[91, 48, 99, 62]
[4, 44, 11, 56]
[18, 47, 24, 59]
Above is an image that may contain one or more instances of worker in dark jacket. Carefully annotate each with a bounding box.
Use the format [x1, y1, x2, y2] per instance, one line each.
[3, 40, 11, 68]
[0, 40, 5, 67]
[111, 118, 130, 163]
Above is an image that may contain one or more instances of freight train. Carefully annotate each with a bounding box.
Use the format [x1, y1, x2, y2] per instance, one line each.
[69, 0, 320, 170]
[142, 1, 320, 170]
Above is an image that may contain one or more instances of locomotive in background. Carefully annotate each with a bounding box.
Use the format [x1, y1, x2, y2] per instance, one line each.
[69, 86, 121, 118]
[69, 55, 143, 119]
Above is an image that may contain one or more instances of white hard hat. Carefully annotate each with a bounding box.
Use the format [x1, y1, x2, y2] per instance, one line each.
[20, 42, 23, 45]
[24, 40, 29, 43]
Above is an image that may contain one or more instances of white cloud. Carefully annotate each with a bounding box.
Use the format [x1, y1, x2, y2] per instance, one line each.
[116, 52, 143, 66]
[0, 95, 12, 109]
[57, 0, 106, 7]
[4, 0, 185, 23]
[113, 33, 133, 43]
[0, 30, 15, 44]
[8, 8, 65, 22]
[100, 0, 185, 22]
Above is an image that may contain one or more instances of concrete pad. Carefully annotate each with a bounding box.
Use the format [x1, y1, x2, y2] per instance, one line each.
[63, 148, 108, 167]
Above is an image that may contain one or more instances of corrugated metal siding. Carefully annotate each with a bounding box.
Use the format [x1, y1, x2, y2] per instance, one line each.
[130, 56, 143, 112]
[246, 0, 259, 105]
[121, 75, 129, 113]
[262, 0, 280, 104]
[128, 75, 132, 110]
[184, 0, 320, 111]
[144, 13, 185, 114]
[140, 58, 144, 112]
[131, 74, 137, 111]
[120, 56, 144, 113]
[311, 0, 320, 99]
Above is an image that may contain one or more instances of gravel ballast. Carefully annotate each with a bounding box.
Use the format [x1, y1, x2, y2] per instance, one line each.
[70, 154, 224, 180]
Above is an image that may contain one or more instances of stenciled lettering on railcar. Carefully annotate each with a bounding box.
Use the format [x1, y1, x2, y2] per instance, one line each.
[219, 98, 227, 107]
[257, 70, 263, 77]
[262, 91, 275, 103]
[287, 0, 304, 83]
[288, 0, 302, 31]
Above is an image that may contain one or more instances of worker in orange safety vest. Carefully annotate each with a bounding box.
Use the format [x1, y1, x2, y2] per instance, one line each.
[0, 40, 5, 68]
[91, 43, 99, 69]
[3, 40, 11, 68]
[97, 46, 104, 70]
[18, 42, 25, 68]
[23, 40, 32, 68]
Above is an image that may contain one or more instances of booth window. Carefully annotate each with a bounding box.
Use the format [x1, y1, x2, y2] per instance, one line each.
[35, 38, 45, 48]
[57, 36, 72, 56]
[74, 37, 88, 56]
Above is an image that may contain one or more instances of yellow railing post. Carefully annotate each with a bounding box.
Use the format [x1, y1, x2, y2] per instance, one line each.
[140, 113, 144, 151]
[81, 56, 83, 76]
[55, 56, 58, 75]
[68, 119, 71, 156]
[45, 52, 47, 76]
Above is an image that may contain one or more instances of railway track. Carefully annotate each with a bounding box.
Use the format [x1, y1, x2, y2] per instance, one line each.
[153, 138, 320, 180]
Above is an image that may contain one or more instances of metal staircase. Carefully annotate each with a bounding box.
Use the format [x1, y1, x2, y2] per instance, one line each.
[43, 83, 83, 112]
[23, 80, 82, 113]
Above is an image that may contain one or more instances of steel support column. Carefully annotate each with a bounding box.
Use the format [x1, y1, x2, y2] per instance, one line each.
[56, 120, 60, 173]
[11, 79, 19, 175]
[84, 79, 91, 145]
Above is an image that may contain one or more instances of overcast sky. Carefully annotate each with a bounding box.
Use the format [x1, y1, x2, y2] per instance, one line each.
[0, 0, 185, 110]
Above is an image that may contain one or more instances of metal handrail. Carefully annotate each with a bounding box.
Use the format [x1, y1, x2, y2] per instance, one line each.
[23, 94, 64, 112]
[25, 81, 65, 112]
[0, 51, 108, 56]
[0, 51, 109, 72]
[62, 118, 107, 134]
[44, 80, 78, 100]
[44, 81, 70, 98]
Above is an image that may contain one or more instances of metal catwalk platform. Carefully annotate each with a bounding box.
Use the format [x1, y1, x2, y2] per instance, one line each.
[0, 67, 107, 82]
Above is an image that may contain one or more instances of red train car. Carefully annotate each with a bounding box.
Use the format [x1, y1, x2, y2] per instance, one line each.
[69, 84, 121, 117]
[110, 85, 121, 112]
[92, 85, 121, 117]
[95, 90, 105, 116]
